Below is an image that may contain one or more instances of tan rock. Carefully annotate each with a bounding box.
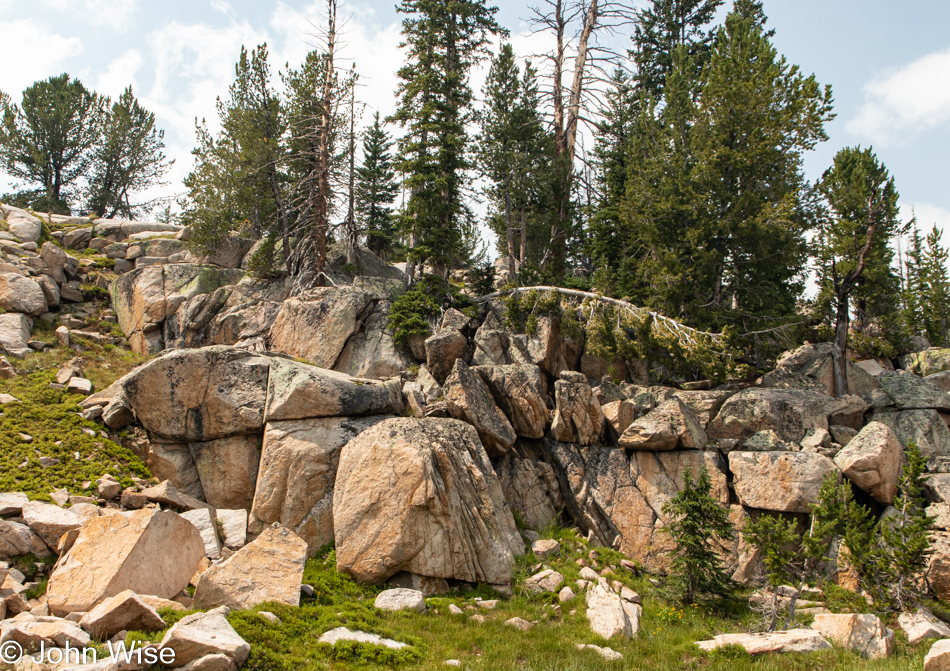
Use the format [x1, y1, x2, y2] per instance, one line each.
[192, 524, 307, 610]
[21, 502, 80, 549]
[551, 375, 605, 446]
[79, 589, 165, 640]
[619, 398, 707, 450]
[709, 387, 833, 443]
[46, 509, 205, 615]
[898, 608, 950, 645]
[158, 608, 250, 668]
[268, 289, 374, 367]
[473, 364, 548, 439]
[0, 520, 50, 560]
[2, 618, 90, 653]
[585, 579, 634, 640]
[181, 509, 222, 560]
[0, 273, 47, 315]
[601, 400, 637, 440]
[333, 299, 414, 380]
[119, 347, 269, 442]
[444, 359, 516, 456]
[929, 533, 950, 602]
[696, 629, 832, 654]
[833, 422, 903, 504]
[374, 588, 426, 613]
[249, 416, 389, 556]
[728, 451, 840, 513]
[264, 357, 402, 422]
[333, 418, 523, 584]
[0, 313, 32, 358]
[494, 441, 563, 531]
[216, 510, 247, 551]
[811, 613, 894, 659]
[189, 434, 261, 509]
[424, 329, 468, 382]
[925, 639, 950, 671]
[524, 569, 564, 594]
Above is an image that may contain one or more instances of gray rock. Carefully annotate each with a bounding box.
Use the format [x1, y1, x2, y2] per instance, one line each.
[728, 451, 839, 513]
[879, 370, 950, 412]
[374, 588, 426, 613]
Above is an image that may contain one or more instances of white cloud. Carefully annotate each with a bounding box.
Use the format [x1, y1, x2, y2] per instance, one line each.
[96, 49, 143, 99]
[0, 20, 84, 97]
[848, 46, 950, 145]
[900, 202, 950, 245]
[40, 0, 139, 31]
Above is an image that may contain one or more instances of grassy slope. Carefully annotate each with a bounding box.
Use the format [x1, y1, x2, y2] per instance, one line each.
[0, 320, 151, 500]
[125, 529, 928, 671]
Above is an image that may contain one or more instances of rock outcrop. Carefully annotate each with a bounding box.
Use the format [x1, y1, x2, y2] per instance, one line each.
[333, 418, 523, 585]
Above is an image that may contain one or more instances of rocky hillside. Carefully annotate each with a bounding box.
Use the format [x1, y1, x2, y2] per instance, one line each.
[3, 203, 950, 669]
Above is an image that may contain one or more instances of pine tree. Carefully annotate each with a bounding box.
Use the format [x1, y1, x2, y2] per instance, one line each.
[392, 0, 503, 279]
[356, 111, 399, 259]
[476, 45, 552, 278]
[815, 146, 904, 393]
[743, 514, 800, 631]
[661, 465, 735, 604]
[85, 86, 172, 218]
[183, 44, 288, 259]
[0, 74, 104, 213]
[631, 0, 724, 99]
[910, 225, 950, 346]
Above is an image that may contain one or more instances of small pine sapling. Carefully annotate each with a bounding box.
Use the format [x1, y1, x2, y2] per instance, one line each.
[661, 465, 735, 605]
[742, 513, 800, 631]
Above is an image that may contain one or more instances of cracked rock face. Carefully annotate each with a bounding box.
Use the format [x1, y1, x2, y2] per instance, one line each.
[333, 417, 523, 585]
[546, 441, 727, 573]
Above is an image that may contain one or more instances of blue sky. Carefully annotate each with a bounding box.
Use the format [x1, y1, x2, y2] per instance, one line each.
[1, 0, 949, 244]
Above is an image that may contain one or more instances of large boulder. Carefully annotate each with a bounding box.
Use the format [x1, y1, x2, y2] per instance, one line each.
[189, 434, 261, 509]
[898, 608, 950, 645]
[0, 519, 51, 559]
[201, 236, 254, 268]
[333, 418, 523, 585]
[158, 609, 250, 668]
[0, 273, 47, 315]
[249, 416, 390, 555]
[674, 389, 736, 428]
[728, 451, 839, 513]
[874, 409, 950, 463]
[333, 300, 414, 379]
[833, 422, 903, 504]
[708, 388, 833, 443]
[811, 613, 894, 659]
[47, 509, 205, 615]
[585, 579, 638, 640]
[269, 288, 375, 368]
[424, 328, 468, 382]
[120, 347, 270, 442]
[264, 357, 402, 422]
[444, 359, 516, 456]
[547, 442, 728, 572]
[799, 354, 882, 398]
[879, 370, 950, 412]
[926, 639, 950, 671]
[618, 398, 707, 450]
[550, 373, 605, 446]
[4, 207, 43, 242]
[474, 364, 548, 439]
[0, 313, 32, 358]
[928, 533, 950, 602]
[494, 441, 564, 531]
[193, 523, 307, 610]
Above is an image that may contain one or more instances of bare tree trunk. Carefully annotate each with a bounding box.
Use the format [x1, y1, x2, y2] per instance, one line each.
[312, 0, 338, 286]
[344, 77, 358, 267]
[520, 205, 527, 267]
[504, 181, 515, 279]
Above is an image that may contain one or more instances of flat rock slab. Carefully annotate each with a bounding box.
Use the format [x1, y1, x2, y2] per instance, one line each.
[318, 626, 408, 650]
[374, 588, 426, 613]
[696, 629, 832, 655]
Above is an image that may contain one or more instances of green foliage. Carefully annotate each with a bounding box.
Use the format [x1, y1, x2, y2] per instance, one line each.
[356, 111, 399, 259]
[904, 224, 950, 347]
[0, 74, 104, 212]
[846, 443, 934, 612]
[388, 274, 476, 344]
[661, 465, 735, 605]
[0, 346, 151, 499]
[84, 86, 172, 218]
[744, 514, 800, 590]
[803, 472, 870, 575]
[391, 0, 504, 276]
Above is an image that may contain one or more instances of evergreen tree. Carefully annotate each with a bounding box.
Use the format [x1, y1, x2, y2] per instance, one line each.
[631, 0, 724, 98]
[476, 44, 552, 277]
[356, 112, 399, 259]
[743, 514, 800, 631]
[661, 465, 735, 604]
[183, 45, 288, 258]
[0, 74, 104, 213]
[906, 225, 950, 346]
[815, 146, 904, 392]
[85, 86, 172, 218]
[392, 0, 504, 279]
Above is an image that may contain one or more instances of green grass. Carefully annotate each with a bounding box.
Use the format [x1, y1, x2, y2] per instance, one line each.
[122, 534, 930, 671]
[0, 339, 151, 500]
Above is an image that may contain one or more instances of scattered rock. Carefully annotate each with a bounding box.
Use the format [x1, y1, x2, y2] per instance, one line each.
[531, 539, 561, 559]
[79, 589, 166, 640]
[504, 617, 533, 631]
[524, 569, 564, 595]
[576, 643, 623, 661]
[898, 608, 950, 645]
[925, 639, 950, 671]
[318, 626, 408, 650]
[811, 613, 894, 659]
[193, 524, 307, 610]
[374, 588, 426, 613]
[158, 608, 251, 668]
[696, 629, 832, 654]
[20, 501, 81, 549]
[585, 579, 637, 640]
[181, 508, 223, 560]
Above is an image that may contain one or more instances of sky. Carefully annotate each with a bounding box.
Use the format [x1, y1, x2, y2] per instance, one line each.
[1, 0, 949, 250]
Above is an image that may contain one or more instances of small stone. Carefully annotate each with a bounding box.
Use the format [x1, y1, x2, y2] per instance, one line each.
[558, 587, 575, 603]
[576, 644, 623, 661]
[448, 604, 464, 615]
[476, 599, 498, 610]
[504, 617, 533, 631]
[531, 539, 561, 559]
[66, 377, 94, 394]
[445, 661, 461, 667]
[258, 611, 282, 625]
[50, 489, 69, 507]
[469, 614, 485, 623]
[524, 569, 564, 594]
[374, 588, 426, 613]
[318, 626, 408, 650]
